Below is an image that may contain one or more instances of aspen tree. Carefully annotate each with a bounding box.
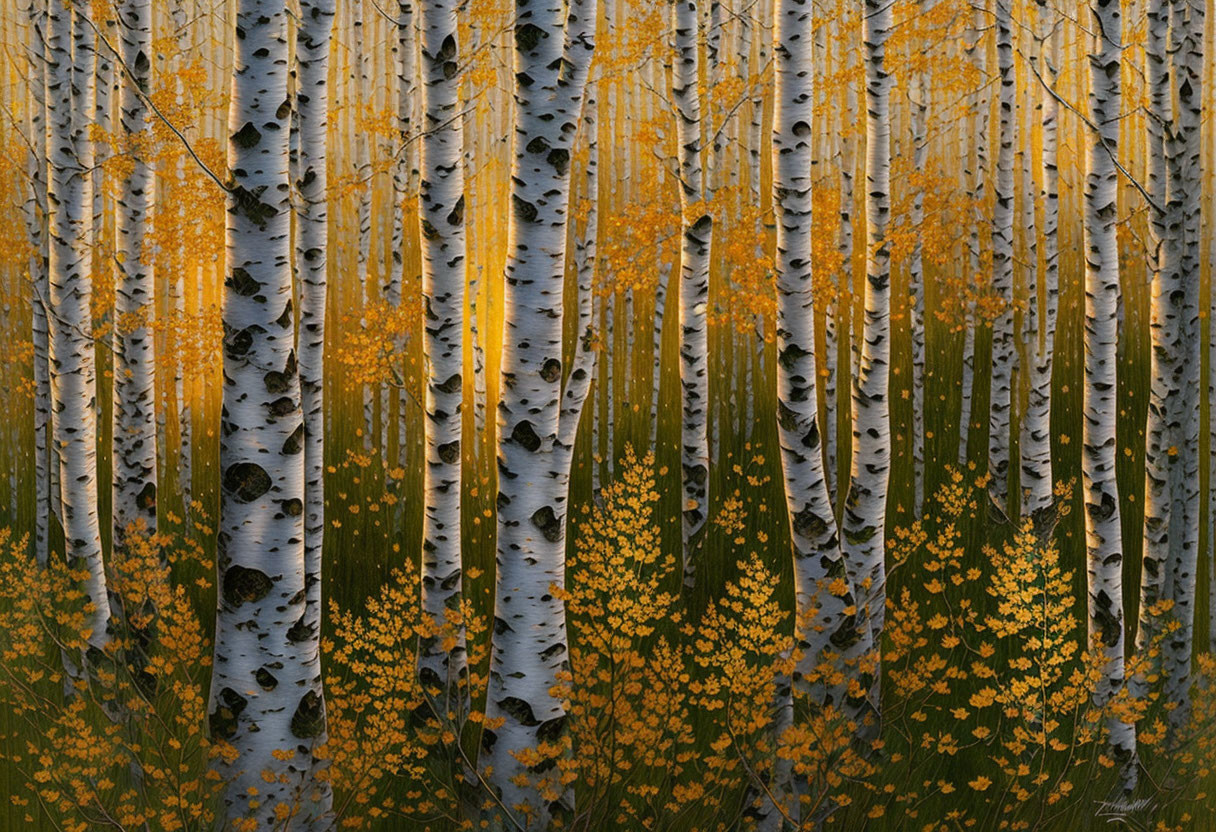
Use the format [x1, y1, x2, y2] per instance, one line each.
[46, 0, 111, 657]
[293, 0, 336, 822]
[842, 0, 893, 724]
[1019, 0, 1059, 521]
[208, 1, 330, 824]
[960, 2, 988, 466]
[672, 0, 711, 588]
[112, 0, 156, 544]
[482, 0, 595, 822]
[1081, 0, 1136, 774]
[418, 0, 469, 703]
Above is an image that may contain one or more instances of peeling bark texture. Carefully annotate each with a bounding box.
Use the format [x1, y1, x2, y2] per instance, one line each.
[673, 0, 711, 589]
[209, 2, 329, 825]
[1082, 0, 1136, 776]
[1019, 0, 1058, 521]
[418, 0, 469, 707]
[112, 0, 157, 547]
[987, 0, 1015, 517]
[293, 0, 337, 822]
[482, 0, 594, 824]
[842, 0, 892, 731]
[47, 0, 111, 654]
[765, 0, 855, 819]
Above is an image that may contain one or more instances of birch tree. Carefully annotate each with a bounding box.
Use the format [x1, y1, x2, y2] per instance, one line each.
[482, 0, 595, 823]
[1081, 0, 1135, 774]
[418, 0, 469, 705]
[111, 0, 156, 546]
[986, 0, 1015, 517]
[208, 1, 330, 824]
[960, 3, 988, 466]
[672, 0, 711, 589]
[1019, 0, 1058, 522]
[46, 0, 111, 657]
[842, 0, 892, 727]
[293, 1, 336, 821]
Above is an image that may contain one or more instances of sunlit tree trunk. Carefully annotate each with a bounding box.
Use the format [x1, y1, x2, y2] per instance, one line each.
[482, 0, 594, 823]
[762, 1, 856, 821]
[1019, 1, 1058, 521]
[47, 0, 111, 656]
[1082, 0, 1136, 776]
[293, 0, 336, 823]
[418, 0, 469, 704]
[833, 33, 856, 504]
[842, 0, 892, 730]
[209, 2, 329, 824]
[649, 260, 672, 452]
[673, 0, 711, 589]
[112, 0, 157, 544]
[352, 0, 374, 452]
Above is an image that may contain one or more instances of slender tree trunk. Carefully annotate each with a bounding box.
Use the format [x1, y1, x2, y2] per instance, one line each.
[842, 0, 892, 732]
[1163, 0, 1203, 733]
[352, 0, 374, 452]
[909, 52, 929, 516]
[112, 0, 157, 544]
[987, 0, 1015, 516]
[960, 4, 988, 466]
[47, 0, 111, 657]
[482, 0, 594, 823]
[418, 0, 469, 705]
[27, 0, 52, 567]
[649, 261, 672, 452]
[209, 2, 329, 824]
[293, 0, 336, 822]
[762, 1, 857, 821]
[673, 0, 711, 589]
[1082, 0, 1136, 776]
[1020, 1, 1059, 521]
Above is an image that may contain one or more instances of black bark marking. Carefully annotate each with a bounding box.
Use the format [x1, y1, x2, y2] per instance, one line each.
[222, 565, 273, 606]
[222, 462, 271, 503]
[290, 690, 325, 739]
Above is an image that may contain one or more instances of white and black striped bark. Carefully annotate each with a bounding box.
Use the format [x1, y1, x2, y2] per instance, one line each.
[293, 0, 336, 821]
[908, 50, 929, 516]
[1020, 1, 1058, 521]
[842, 0, 892, 725]
[960, 3, 988, 466]
[987, 0, 1015, 516]
[47, 0, 111, 655]
[208, 2, 329, 825]
[648, 261, 672, 453]
[673, 0, 711, 589]
[1162, 0, 1203, 733]
[482, 0, 594, 824]
[765, 1, 856, 821]
[418, 0, 468, 704]
[111, 0, 156, 544]
[352, 0, 374, 452]
[26, 0, 52, 566]
[1082, 0, 1135, 774]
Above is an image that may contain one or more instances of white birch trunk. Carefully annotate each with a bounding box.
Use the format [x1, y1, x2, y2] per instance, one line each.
[208, 2, 329, 824]
[762, 2, 858, 821]
[112, 0, 157, 544]
[987, 0, 1015, 516]
[482, 0, 594, 823]
[649, 260, 672, 452]
[1019, 2, 1058, 521]
[842, 0, 892, 730]
[960, 4, 988, 466]
[27, 0, 52, 566]
[1082, 0, 1136, 773]
[418, 0, 469, 703]
[293, 0, 336, 822]
[673, 0, 711, 589]
[909, 58, 928, 516]
[47, 0, 111, 656]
